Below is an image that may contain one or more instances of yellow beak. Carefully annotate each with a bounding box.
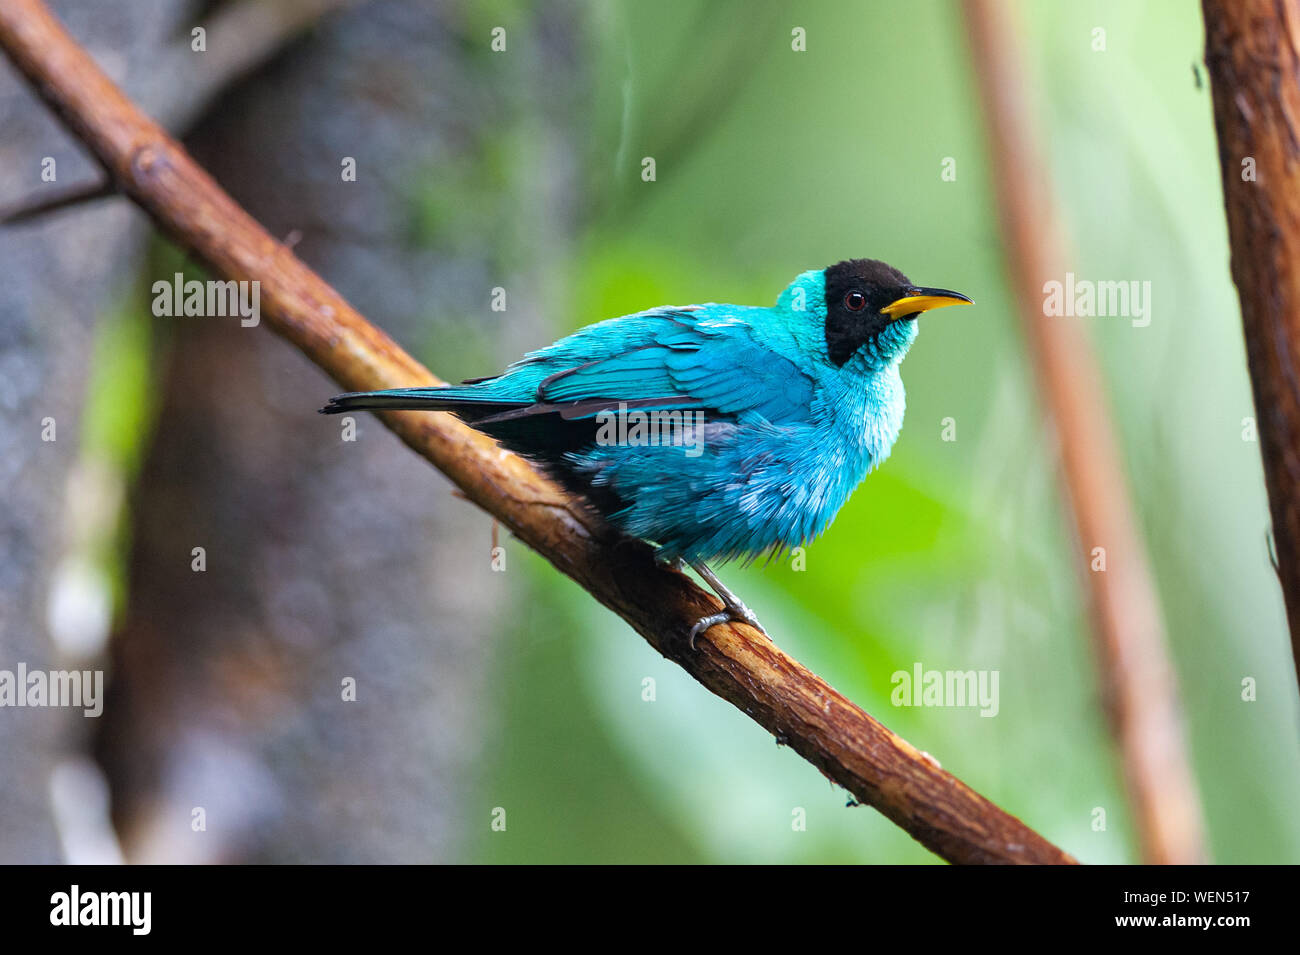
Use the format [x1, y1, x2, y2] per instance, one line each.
[880, 287, 974, 320]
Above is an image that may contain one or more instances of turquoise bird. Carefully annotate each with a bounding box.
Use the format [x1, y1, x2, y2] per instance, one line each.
[322, 259, 971, 644]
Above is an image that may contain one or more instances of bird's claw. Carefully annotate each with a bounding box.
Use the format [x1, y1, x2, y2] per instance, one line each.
[656, 552, 687, 573]
[688, 602, 766, 650]
[688, 612, 729, 650]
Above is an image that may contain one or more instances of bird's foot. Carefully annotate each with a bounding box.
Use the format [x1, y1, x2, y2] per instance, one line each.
[688, 596, 766, 650]
[654, 549, 687, 573]
[662, 557, 766, 649]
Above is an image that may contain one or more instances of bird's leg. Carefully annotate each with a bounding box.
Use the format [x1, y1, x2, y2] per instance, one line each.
[686, 560, 766, 649]
[653, 549, 765, 648]
[653, 547, 686, 573]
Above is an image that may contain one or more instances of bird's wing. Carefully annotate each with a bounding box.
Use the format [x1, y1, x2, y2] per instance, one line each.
[511, 306, 815, 425]
[320, 307, 817, 431]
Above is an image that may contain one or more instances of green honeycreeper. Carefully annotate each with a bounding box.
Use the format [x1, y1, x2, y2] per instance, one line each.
[322, 259, 971, 645]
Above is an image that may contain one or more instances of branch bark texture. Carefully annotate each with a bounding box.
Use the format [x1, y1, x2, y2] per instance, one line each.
[1201, 0, 1300, 698]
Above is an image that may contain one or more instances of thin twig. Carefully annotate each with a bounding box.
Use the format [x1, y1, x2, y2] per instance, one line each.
[0, 0, 1077, 865]
[962, 0, 1207, 864]
[1201, 0, 1300, 700]
[0, 177, 115, 225]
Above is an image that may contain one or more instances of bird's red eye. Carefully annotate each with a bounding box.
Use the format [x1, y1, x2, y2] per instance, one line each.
[844, 291, 867, 311]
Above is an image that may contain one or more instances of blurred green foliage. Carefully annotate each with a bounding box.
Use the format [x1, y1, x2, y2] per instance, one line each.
[79, 0, 1300, 863]
[472, 0, 1300, 863]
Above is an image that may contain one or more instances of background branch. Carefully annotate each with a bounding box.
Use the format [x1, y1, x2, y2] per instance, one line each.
[1201, 0, 1300, 699]
[142, 0, 361, 129]
[0, 0, 355, 225]
[963, 0, 1207, 864]
[0, 0, 1076, 865]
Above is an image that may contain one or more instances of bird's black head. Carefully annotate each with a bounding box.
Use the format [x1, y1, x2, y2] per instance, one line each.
[821, 258, 972, 367]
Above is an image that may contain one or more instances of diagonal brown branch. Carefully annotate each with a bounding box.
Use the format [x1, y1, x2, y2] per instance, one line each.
[1200, 0, 1300, 701]
[962, 0, 1207, 864]
[0, 0, 1076, 865]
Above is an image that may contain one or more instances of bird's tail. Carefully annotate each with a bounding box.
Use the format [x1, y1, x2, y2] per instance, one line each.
[319, 386, 525, 421]
[320, 387, 453, 415]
